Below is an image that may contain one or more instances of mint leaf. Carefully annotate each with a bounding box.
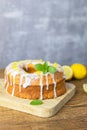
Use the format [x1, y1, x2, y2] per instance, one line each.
[30, 100, 43, 105]
[48, 66, 57, 74]
[44, 62, 48, 69]
[34, 64, 43, 71]
[43, 62, 48, 74]
[43, 70, 47, 74]
[34, 62, 57, 74]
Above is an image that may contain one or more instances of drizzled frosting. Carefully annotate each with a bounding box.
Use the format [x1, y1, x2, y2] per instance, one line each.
[5, 60, 65, 99]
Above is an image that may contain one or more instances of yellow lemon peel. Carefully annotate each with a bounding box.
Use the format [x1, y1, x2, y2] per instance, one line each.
[71, 63, 87, 79]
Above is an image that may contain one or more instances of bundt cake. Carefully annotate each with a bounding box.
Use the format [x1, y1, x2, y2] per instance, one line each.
[4, 60, 66, 100]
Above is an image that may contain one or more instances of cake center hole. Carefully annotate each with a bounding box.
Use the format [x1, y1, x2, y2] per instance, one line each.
[23, 63, 36, 73]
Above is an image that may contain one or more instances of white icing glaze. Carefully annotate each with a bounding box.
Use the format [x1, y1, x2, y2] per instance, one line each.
[40, 74, 43, 99]
[12, 84, 15, 96]
[12, 71, 18, 96]
[11, 73, 16, 96]
[45, 73, 49, 90]
[10, 75, 12, 86]
[23, 76, 31, 88]
[19, 75, 24, 92]
[52, 74, 57, 98]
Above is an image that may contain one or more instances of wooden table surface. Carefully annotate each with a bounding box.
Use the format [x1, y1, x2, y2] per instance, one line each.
[0, 69, 87, 130]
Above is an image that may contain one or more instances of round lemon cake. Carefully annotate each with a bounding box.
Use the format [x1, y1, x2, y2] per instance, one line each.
[4, 60, 66, 100]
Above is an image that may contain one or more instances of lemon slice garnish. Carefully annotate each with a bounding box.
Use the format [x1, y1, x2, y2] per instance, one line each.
[62, 65, 73, 80]
[83, 84, 87, 93]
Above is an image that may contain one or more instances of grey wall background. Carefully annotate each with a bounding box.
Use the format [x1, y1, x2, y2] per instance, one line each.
[0, 0, 87, 68]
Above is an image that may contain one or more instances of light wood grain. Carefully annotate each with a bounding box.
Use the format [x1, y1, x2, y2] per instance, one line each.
[0, 79, 75, 117]
[0, 69, 87, 130]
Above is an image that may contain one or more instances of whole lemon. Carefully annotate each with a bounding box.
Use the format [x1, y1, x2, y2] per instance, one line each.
[71, 63, 87, 79]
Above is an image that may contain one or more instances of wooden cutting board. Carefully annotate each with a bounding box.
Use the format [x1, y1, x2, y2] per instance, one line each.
[0, 79, 76, 118]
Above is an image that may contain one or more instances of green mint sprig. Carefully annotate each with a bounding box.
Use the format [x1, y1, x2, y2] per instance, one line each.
[30, 99, 43, 105]
[34, 62, 57, 74]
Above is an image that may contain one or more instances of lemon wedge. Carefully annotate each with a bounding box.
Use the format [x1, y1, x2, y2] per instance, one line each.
[83, 84, 87, 93]
[62, 65, 73, 80]
[71, 63, 87, 79]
